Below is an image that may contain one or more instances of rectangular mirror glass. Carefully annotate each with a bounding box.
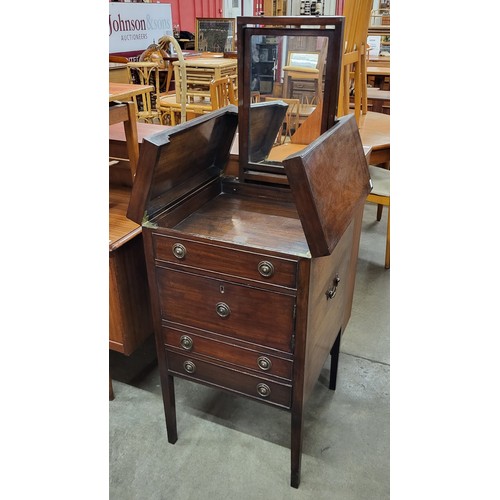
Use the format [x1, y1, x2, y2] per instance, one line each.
[237, 17, 345, 184]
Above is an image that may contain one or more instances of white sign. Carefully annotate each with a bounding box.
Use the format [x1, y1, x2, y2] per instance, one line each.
[367, 35, 381, 58]
[109, 3, 173, 54]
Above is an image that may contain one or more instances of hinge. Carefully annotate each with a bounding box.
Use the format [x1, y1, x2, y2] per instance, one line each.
[290, 304, 297, 352]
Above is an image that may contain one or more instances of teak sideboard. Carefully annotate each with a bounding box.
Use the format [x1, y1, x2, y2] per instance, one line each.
[127, 107, 371, 488]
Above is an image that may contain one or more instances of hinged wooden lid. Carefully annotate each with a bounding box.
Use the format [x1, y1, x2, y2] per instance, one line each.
[282, 114, 372, 257]
[127, 106, 238, 225]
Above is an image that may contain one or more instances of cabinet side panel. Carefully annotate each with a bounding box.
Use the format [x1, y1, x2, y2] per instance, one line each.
[109, 235, 154, 355]
[302, 219, 355, 402]
[342, 203, 364, 329]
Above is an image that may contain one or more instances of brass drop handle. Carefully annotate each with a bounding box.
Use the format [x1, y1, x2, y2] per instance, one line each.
[258, 260, 274, 278]
[256, 383, 271, 398]
[180, 335, 193, 351]
[172, 243, 187, 259]
[183, 360, 196, 374]
[326, 274, 341, 300]
[216, 302, 231, 318]
[257, 356, 272, 371]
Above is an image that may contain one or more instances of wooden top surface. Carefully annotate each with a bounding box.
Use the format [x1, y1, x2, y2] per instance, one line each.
[109, 82, 154, 102]
[170, 192, 310, 257]
[366, 88, 390, 100]
[367, 66, 390, 76]
[109, 122, 170, 143]
[109, 62, 127, 70]
[109, 186, 141, 251]
[357, 111, 390, 150]
[173, 57, 237, 69]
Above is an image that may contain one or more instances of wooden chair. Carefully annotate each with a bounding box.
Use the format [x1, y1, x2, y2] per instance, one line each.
[282, 43, 327, 104]
[290, 0, 390, 167]
[159, 75, 237, 126]
[126, 61, 162, 123]
[337, 0, 374, 124]
[366, 165, 390, 269]
[263, 97, 300, 144]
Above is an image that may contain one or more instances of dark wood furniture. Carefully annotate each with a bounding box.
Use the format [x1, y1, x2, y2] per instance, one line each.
[109, 102, 154, 367]
[128, 108, 369, 487]
[126, 16, 372, 489]
[127, 105, 370, 487]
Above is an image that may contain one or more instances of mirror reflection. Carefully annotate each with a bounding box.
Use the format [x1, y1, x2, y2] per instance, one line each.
[248, 35, 329, 163]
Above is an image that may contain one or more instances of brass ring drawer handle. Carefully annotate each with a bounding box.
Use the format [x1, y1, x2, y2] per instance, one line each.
[172, 243, 187, 259]
[258, 260, 274, 278]
[256, 383, 271, 398]
[326, 274, 341, 300]
[183, 360, 196, 374]
[216, 302, 231, 318]
[180, 335, 193, 351]
[257, 356, 272, 371]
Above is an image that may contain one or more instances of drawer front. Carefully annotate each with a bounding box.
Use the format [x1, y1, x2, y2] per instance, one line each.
[166, 350, 292, 409]
[292, 81, 316, 91]
[157, 267, 295, 352]
[163, 326, 293, 380]
[153, 234, 297, 289]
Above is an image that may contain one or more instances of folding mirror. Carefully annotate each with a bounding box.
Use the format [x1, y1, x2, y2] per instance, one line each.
[237, 16, 345, 184]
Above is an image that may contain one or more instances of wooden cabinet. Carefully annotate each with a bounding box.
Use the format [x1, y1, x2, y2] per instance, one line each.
[127, 106, 371, 488]
[109, 103, 154, 357]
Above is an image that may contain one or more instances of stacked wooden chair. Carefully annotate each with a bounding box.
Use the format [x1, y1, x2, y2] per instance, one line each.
[337, 0, 373, 124]
[158, 75, 237, 126]
[126, 61, 162, 124]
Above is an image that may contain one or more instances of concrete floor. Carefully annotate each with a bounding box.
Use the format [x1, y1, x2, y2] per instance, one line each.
[109, 202, 390, 499]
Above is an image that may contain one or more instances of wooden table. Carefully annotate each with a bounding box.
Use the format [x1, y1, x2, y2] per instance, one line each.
[351, 87, 390, 115]
[109, 95, 154, 369]
[109, 122, 170, 185]
[358, 111, 390, 167]
[367, 65, 390, 91]
[367, 65, 390, 76]
[173, 57, 237, 103]
[109, 82, 154, 102]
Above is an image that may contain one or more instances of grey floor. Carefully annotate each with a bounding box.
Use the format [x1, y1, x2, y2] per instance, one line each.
[109, 202, 390, 500]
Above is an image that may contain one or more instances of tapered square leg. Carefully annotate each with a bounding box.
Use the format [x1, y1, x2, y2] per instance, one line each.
[329, 332, 341, 390]
[162, 374, 178, 444]
[290, 407, 303, 488]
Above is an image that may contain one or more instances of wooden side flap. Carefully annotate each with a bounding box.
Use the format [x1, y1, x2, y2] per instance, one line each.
[282, 114, 372, 257]
[127, 106, 238, 225]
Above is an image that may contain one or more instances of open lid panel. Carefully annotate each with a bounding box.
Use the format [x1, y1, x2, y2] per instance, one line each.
[248, 101, 288, 163]
[282, 114, 372, 257]
[127, 106, 238, 225]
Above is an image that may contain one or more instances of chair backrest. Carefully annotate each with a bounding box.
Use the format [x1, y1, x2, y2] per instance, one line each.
[338, 0, 373, 121]
[286, 50, 320, 70]
[209, 76, 237, 110]
[126, 61, 161, 121]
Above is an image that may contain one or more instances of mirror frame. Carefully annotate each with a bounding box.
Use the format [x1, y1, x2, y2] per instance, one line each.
[236, 16, 345, 184]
